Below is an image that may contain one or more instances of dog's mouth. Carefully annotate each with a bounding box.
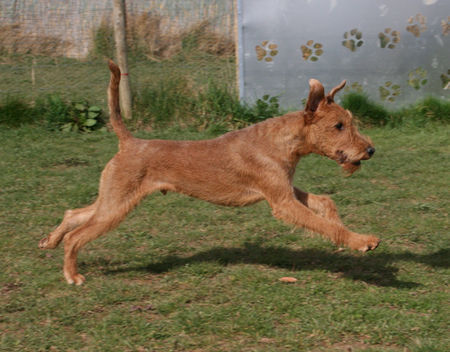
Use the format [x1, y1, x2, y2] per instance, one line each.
[335, 151, 362, 175]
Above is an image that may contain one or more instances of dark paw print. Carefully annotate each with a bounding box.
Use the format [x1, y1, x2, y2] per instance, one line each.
[301, 40, 323, 62]
[378, 28, 400, 49]
[408, 68, 428, 90]
[407, 13, 427, 38]
[342, 29, 363, 52]
[379, 81, 401, 102]
[344, 82, 363, 93]
[441, 69, 450, 90]
[442, 16, 450, 36]
[255, 41, 279, 62]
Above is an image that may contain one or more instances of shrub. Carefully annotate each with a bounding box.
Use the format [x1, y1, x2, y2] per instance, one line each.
[0, 95, 105, 132]
[134, 77, 194, 127]
[0, 97, 37, 127]
[341, 93, 450, 127]
[409, 96, 450, 123]
[340, 92, 390, 126]
[133, 78, 281, 130]
[36, 95, 72, 131]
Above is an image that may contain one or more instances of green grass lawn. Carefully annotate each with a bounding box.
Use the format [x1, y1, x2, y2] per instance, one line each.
[0, 124, 449, 351]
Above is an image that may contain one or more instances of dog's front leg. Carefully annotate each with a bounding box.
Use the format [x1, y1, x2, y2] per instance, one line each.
[293, 187, 343, 225]
[267, 188, 379, 252]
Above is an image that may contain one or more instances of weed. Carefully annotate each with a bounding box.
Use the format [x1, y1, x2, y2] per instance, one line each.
[61, 102, 105, 132]
[134, 77, 194, 127]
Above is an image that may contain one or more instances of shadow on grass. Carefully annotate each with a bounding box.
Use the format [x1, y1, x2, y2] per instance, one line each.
[104, 244, 449, 288]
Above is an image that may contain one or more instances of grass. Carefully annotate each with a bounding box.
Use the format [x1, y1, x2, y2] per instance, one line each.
[0, 53, 281, 131]
[0, 53, 236, 112]
[2, 53, 449, 132]
[0, 124, 449, 351]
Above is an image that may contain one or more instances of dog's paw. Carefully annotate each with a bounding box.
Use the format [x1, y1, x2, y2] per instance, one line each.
[64, 273, 86, 286]
[348, 234, 380, 252]
[38, 237, 49, 249]
[38, 236, 58, 249]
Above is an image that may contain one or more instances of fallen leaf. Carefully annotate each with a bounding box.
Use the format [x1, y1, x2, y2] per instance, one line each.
[279, 277, 298, 283]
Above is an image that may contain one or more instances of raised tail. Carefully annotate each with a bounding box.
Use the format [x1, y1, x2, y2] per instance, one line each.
[108, 60, 133, 143]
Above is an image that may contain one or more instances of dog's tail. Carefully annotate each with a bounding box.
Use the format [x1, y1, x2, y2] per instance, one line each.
[108, 60, 133, 143]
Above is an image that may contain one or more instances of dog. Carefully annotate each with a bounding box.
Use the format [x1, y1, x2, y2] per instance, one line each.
[39, 60, 380, 285]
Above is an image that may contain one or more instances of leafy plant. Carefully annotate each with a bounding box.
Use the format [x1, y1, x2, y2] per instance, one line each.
[37, 95, 72, 131]
[61, 102, 105, 132]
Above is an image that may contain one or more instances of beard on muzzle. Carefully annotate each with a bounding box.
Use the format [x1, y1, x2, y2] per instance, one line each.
[342, 161, 361, 175]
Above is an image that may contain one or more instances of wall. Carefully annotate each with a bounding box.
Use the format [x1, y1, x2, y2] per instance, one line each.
[237, 0, 450, 108]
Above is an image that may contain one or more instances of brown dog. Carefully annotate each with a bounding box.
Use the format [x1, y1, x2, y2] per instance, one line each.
[39, 60, 380, 285]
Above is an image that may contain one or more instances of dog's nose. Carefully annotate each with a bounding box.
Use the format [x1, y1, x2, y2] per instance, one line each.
[366, 147, 375, 157]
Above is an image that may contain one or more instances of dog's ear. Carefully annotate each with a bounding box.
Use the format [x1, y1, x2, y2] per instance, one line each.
[305, 79, 325, 113]
[326, 80, 346, 103]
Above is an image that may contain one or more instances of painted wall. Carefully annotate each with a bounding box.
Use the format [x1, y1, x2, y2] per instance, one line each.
[237, 0, 450, 108]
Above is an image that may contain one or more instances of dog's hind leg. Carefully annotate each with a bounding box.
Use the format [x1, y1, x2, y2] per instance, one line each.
[62, 186, 147, 285]
[39, 203, 97, 249]
[61, 157, 161, 285]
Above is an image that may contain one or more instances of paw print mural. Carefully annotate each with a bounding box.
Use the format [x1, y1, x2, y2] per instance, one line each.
[379, 81, 401, 102]
[301, 40, 323, 62]
[442, 16, 450, 36]
[441, 70, 450, 90]
[406, 14, 427, 37]
[342, 29, 363, 52]
[378, 28, 400, 49]
[255, 41, 279, 62]
[344, 82, 363, 93]
[408, 67, 428, 90]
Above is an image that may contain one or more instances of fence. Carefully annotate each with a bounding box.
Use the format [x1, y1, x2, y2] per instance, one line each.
[2, 0, 449, 112]
[0, 0, 236, 108]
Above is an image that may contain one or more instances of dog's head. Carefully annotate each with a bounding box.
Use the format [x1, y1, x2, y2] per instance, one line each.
[303, 79, 375, 175]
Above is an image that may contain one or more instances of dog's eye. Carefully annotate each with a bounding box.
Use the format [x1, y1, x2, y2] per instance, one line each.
[335, 122, 344, 131]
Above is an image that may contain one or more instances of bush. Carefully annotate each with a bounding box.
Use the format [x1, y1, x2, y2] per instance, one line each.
[404, 96, 450, 123]
[36, 95, 72, 130]
[0, 95, 105, 132]
[341, 92, 450, 127]
[0, 97, 37, 127]
[340, 92, 390, 126]
[1, 90, 447, 132]
[133, 79, 281, 130]
[134, 77, 195, 127]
